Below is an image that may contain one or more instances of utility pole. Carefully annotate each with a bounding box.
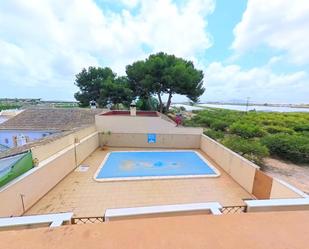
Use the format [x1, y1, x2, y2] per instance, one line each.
[246, 97, 250, 113]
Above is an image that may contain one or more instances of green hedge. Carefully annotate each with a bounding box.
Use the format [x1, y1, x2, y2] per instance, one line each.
[230, 123, 266, 138]
[222, 136, 269, 165]
[184, 108, 309, 164]
[294, 123, 309, 132]
[261, 134, 309, 164]
[0, 103, 21, 111]
[210, 120, 229, 131]
[265, 126, 295, 134]
[204, 129, 225, 140]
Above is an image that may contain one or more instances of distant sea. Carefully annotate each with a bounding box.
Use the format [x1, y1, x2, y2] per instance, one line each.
[173, 103, 309, 113]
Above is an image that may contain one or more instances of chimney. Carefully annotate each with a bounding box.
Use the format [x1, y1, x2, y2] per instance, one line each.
[89, 100, 97, 109]
[130, 101, 136, 116]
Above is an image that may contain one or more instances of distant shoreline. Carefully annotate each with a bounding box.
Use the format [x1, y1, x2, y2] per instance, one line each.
[175, 102, 309, 109]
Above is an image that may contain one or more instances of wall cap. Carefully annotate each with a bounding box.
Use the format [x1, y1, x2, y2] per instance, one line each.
[105, 202, 223, 221]
[245, 198, 309, 208]
[0, 212, 73, 228]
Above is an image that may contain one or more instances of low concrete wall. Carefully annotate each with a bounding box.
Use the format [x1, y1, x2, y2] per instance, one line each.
[200, 134, 306, 199]
[103, 133, 201, 149]
[0, 146, 75, 217]
[270, 179, 307, 199]
[76, 132, 99, 164]
[200, 134, 258, 193]
[0, 129, 99, 217]
[31, 125, 96, 163]
[252, 170, 273, 199]
[95, 115, 202, 134]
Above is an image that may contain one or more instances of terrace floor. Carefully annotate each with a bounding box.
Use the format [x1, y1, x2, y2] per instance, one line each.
[26, 148, 254, 217]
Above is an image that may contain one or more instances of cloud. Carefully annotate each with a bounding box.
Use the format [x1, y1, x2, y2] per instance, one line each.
[202, 62, 309, 104]
[232, 0, 309, 65]
[0, 0, 214, 100]
[1, 0, 308, 104]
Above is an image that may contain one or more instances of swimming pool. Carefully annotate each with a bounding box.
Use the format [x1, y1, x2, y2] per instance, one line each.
[94, 151, 220, 181]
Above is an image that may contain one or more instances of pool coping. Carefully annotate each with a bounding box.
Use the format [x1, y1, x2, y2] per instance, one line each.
[93, 150, 221, 182]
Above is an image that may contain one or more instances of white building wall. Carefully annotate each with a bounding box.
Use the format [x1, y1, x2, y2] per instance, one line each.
[0, 130, 56, 148]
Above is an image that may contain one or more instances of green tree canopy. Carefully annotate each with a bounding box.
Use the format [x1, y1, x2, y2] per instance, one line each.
[136, 96, 159, 111]
[74, 67, 133, 108]
[100, 76, 133, 108]
[126, 52, 205, 112]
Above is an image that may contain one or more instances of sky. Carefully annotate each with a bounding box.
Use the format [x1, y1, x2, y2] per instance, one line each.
[0, 0, 308, 104]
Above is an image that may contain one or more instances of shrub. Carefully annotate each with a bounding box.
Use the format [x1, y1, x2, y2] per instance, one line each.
[261, 120, 273, 126]
[265, 126, 295, 134]
[301, 131, 309, 138]
[0, 103, 21, 111]
[182, 119, 194, 127]
[210, 120, 229, 131]
[183, 108, 309, 164]
[182, 115, 202, 127]
[261, 133, 309, 164]
[261, 119, 285, 127]
[179, 106, 186, 111]
[204, 129, 225, 140]
[198, 116, 215, 127]
[294, 123, 309, 132]
[222, 137, 269, 165]
[230, 123, 266, 138]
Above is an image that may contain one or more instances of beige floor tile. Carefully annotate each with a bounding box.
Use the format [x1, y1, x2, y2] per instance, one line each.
[26, 147, 253, 217]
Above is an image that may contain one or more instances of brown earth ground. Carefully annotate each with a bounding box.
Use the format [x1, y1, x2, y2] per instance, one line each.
[263, 158, 309, 194]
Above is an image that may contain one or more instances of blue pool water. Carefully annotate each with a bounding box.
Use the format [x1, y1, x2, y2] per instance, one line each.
[95, 151, 218, 180]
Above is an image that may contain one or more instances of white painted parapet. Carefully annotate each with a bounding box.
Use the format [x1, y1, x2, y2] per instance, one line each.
[105, 202, 222, 221]
[0, 212, 73, 229]
[245, 198, 309, 212]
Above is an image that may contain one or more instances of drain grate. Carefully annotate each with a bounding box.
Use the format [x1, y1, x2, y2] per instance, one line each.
[75, 165, 90, 172]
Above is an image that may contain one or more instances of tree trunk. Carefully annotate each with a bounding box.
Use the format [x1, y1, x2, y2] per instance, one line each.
[147, 96, 152, 110]
[157, 93, 163, 113]
[166, 92, 173, 112]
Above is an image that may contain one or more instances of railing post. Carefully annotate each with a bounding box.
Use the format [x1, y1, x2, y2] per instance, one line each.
[20, 194, 25, 213]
